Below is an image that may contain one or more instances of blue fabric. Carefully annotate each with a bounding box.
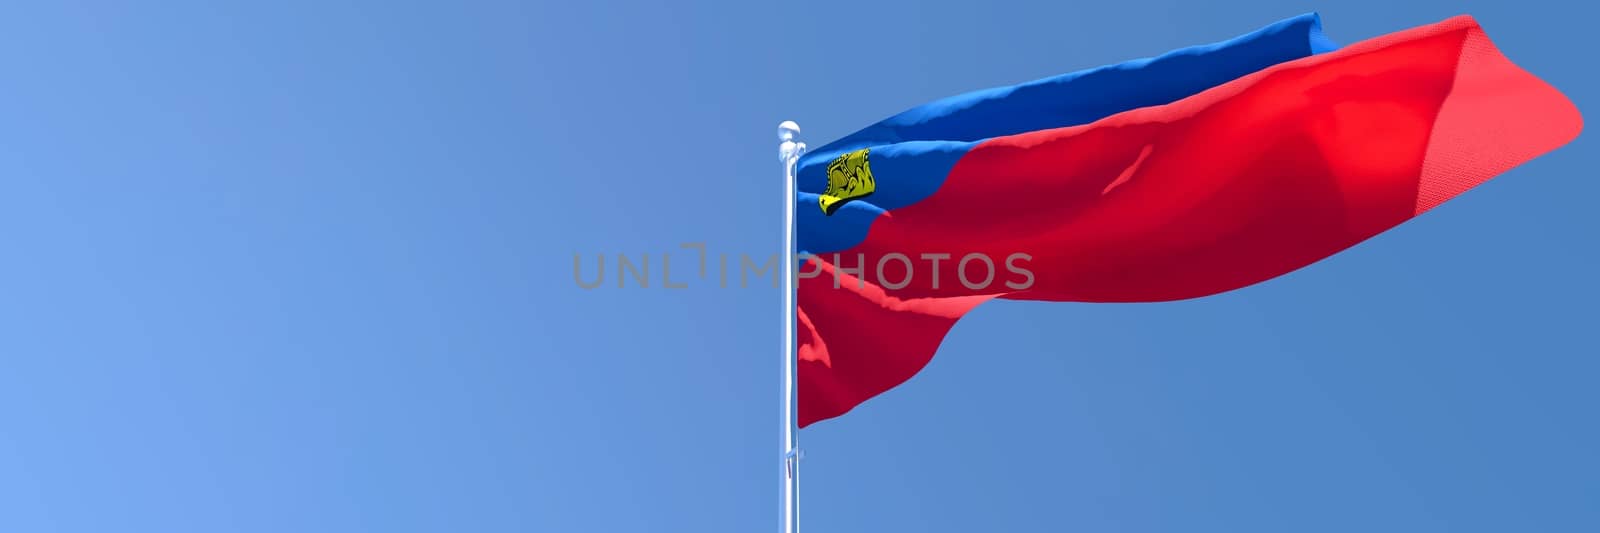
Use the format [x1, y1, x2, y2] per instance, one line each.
[796, 12, 1340, 255]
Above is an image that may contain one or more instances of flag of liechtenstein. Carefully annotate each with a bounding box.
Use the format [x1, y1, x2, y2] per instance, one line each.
[794, 13, 1581, 427]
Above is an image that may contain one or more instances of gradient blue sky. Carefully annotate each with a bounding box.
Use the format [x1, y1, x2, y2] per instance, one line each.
[0, 1, 1595, 532]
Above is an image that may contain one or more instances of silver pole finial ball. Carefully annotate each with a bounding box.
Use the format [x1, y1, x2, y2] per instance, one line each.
[778, 121, 800, 142]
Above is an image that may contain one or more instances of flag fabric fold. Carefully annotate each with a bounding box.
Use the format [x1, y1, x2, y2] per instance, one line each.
[795, 14, 1582, 428]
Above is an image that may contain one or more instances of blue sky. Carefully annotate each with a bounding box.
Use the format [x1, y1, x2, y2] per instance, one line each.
[0, 1, 1595, 532]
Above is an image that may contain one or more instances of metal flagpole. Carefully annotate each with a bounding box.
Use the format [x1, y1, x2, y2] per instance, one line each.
[778, 121, 805, 533]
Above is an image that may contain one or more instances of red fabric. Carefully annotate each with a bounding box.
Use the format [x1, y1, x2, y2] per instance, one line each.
[797, 16, 1582, 428]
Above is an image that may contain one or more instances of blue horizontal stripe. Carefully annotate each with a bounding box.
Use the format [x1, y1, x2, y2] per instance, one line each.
[797, 12, 1340, 255]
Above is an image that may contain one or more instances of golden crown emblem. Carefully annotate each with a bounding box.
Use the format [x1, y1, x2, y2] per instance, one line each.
[819, 148, 876, 215]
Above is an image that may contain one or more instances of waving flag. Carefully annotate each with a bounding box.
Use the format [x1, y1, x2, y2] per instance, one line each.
[795, 14, 1581, 427]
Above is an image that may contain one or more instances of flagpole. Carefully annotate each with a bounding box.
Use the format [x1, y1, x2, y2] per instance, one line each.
[778, 121, 805, 533]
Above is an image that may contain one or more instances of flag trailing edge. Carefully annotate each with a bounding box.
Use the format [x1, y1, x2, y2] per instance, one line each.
[794, 14, 1582, 428]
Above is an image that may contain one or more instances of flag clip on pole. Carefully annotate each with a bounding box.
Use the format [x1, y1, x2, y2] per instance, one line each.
[778, 121, 805, 533]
